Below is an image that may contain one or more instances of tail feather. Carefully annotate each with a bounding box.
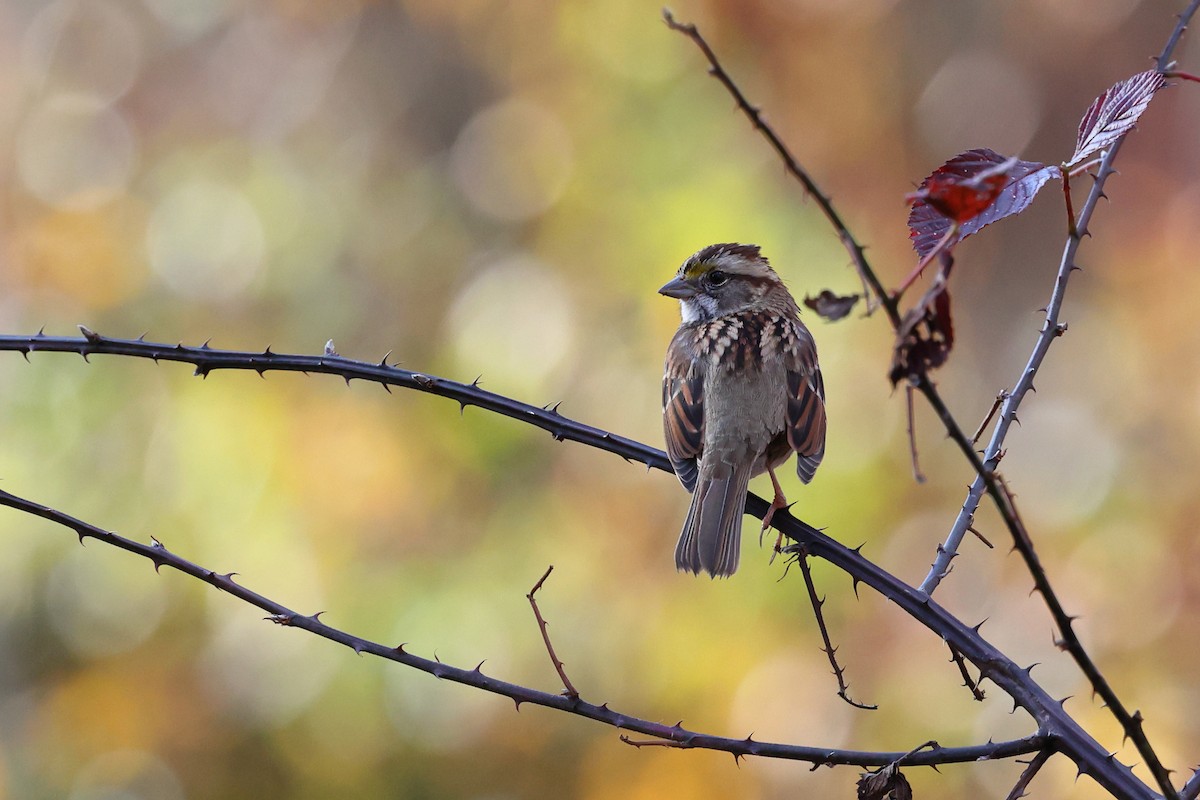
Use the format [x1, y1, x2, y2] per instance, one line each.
[675, 464, 753, 577]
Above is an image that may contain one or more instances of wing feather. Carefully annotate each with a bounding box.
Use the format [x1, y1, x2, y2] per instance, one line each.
[783, 324, 827, 484]
[662, 331, 705, 492]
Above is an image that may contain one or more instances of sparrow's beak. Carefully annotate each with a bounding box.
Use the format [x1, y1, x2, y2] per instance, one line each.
[658, 276, 697, 299]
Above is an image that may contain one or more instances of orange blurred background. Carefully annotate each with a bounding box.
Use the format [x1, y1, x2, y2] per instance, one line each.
[0, 1, 1197, 798]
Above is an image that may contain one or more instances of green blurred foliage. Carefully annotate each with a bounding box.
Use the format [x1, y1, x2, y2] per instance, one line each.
[0, 0, 1197, 798]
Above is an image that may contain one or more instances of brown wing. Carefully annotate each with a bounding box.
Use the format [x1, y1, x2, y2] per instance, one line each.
[784, 323, 826, 484]
[662, 331, 704, 493]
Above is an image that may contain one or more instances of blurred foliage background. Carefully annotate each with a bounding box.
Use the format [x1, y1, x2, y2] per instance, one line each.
[0, 0, 1197, 798]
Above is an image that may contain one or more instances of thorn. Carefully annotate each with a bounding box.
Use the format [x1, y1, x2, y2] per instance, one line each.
[1024, 662, 1040, 675]
[513, 698, 523, 711]
[972, 617, 989, 632]
[394, 643, 408, 654]
[474, 660, 486, 673]
[382, 383, 392, 393]
[324, 339, 338, 356]
[1059, 696, 1073, 708]
[471, 375, 483, 387]
[379, 351, 393, 366]
[194, 366, 210, 379]
[201, 338, 212, 349]
[351, 641, 365, 655]
[20, 349, 30, 362]
[36, 326, 47, 337]
[136, 332, 148, 341]
[263, 346, 274, 356]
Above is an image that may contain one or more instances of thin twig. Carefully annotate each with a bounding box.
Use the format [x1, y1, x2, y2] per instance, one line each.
[947, 644, 986, 701]
[972, 391, 1008, 446]
[905, 385, 926, 484]
[527, 565, 580, 700]
[894, 222, 959, 299]
[1004, 750, 1054, 800]
[966, 526, 994, 550]
[795, 546, 876, 710]
[662, 9, 898, 325]
[0, 485, 1048, 770]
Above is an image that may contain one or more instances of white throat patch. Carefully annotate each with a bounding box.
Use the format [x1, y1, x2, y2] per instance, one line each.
[679, 295, 718, 324]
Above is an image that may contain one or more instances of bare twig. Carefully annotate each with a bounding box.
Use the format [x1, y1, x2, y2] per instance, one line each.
[0, 485, 1046, 770]
[905, 384, 926, 484]
[527, 566, 580, 700]
[893, 222, 959, 299]
[794, 546, 876, 710]
[662, 9, 897, 324]
[1005, 750, 1054, 800]
[972, 391, 1008, 445]
[966, 526, 994, 550]
[947, 644, 986, 701]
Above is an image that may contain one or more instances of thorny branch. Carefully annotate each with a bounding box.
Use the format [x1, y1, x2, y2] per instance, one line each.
[918, 4, 1200, 795]
[0, 333, 1156, 797]
[792, 546, 876, 710]
[662, 9, 898, 325]
[947, 644, 986, 702]
[665, 4, 1197, 796]
[0, 485, 1043, 771]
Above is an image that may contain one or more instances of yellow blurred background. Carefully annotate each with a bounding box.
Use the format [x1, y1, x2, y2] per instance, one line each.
[0, 0, 1197, 798]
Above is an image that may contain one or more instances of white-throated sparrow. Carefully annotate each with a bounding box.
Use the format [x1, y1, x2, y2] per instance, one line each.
[660, 243, 826, 577]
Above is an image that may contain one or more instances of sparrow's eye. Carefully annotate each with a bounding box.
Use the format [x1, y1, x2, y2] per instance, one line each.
[707, 270, 730, 287]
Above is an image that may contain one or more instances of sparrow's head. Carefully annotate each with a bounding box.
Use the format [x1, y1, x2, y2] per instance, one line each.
[659, 243, 789, 323]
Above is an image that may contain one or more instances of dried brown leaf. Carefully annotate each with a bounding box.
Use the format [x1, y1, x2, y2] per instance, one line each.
[803, 290, 861, 322]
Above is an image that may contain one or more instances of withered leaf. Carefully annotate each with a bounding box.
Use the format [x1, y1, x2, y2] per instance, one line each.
[889, 259, 955, 386]
[804, 290, 861, 322]
[858, 763, 914, 800]
[1069, 70, 1165, 167]
[908, 149, 1061, 259]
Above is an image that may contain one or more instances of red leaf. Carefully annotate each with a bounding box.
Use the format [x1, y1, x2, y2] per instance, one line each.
[908, 149, 1061, 259]
[803, 290, 860, 322]
[909, 163, 1009, 223]
[1069, 70, 1165, 167]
